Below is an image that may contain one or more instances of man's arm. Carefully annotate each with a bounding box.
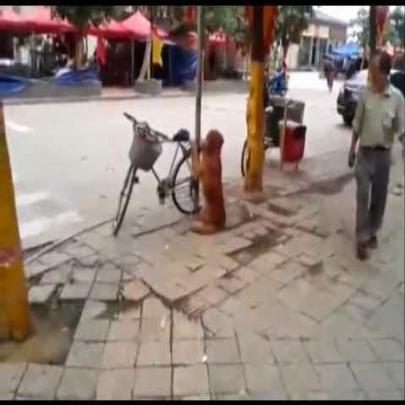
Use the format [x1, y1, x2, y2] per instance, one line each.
[395, 93, 405, 157]
[348, 90, 365, 167]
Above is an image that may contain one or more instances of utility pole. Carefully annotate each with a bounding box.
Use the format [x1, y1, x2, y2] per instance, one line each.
[194, 5, 203, 211]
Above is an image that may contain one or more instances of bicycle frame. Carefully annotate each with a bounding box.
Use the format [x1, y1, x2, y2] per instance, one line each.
[149, 141, 191, 192]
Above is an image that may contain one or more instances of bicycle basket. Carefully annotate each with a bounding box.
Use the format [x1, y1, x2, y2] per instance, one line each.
[129, 121, 162, 171]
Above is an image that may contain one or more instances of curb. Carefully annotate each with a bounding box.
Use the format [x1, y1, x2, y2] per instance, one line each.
[4, 90, 195, 106]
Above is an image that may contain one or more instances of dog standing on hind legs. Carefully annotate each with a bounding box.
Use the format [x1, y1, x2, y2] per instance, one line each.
[191, 130, 226, 235]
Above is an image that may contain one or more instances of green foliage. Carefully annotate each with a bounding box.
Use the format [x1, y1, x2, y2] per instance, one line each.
[275, 6, 313, 49]
[55, 6, 127, 30]
[390, 6, 404, 48]
[350, 6, 404, 48]
[349, 7, 370, 47]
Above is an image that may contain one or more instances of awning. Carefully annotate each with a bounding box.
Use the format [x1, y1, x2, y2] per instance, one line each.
[26, 6, 75, 34]
[330, 42, 360, 58]
[86, 20, 134, 40]
[0, 7, 33, 32]
[121, 11, 167, 40]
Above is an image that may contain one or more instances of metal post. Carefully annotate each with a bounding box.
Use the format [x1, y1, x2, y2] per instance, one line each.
[194, 5, 204, 211]
[131, 39, 135, 86]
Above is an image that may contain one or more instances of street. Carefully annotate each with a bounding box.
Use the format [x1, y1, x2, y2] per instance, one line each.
[5, 72, 350, 249]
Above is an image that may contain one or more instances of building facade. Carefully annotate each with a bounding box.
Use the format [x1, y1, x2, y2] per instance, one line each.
[287, 9, 347, 70]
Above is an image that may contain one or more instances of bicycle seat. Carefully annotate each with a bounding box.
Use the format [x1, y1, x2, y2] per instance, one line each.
[172, 129, 190, 142]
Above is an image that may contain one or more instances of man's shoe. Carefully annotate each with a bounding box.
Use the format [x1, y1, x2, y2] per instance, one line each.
[368, 235, 378, 249]
[357, 244, 369, 261]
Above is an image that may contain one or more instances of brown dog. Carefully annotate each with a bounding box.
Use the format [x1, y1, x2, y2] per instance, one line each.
[192, 130, 226, 234]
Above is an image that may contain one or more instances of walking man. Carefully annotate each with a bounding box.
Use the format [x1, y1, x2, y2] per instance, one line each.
[348, 50, 405, 260]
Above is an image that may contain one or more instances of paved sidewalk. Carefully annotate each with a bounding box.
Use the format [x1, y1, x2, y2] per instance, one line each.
[1, 148, 404, 400]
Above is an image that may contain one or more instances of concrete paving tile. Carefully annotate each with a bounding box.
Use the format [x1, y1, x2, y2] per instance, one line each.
[237, 333, 275, 364]
[142, 297, 170, 319]
[304, 339, 344, 364]
[335, 339, 378, 362]
[40, 264, 72, 284]
[96, 266, 122, 284]
[79, 299, 107, 321]
[270, 340, 310, 364]
[172, 313, 204, 341]
[65, 342, 105, 368]
[368, 338, 404, 362]
[60, 282, 92, 300]
[381, 362, 405, 390]
[56, 368, 99, 400]
[173, 340, 205, 365]
[244, 364, 284, 395]
[132, 367, 171, 398]
[205, 339, 240, 364]
[74, 319, 110, 342]
[102, 341, 138, 368]
[208, 364, 246, 395]
[315, 364, 359, 391]
[350, 362, 398, 392]
[17, 364, 63, 399]
[173, 365, 210, 398]
[202, 308, 235, 338]
[28, 284, 57, 304]
[364, 390, 403, 400]
[89, 282, 119, 301]
[137, 341, 171, 367]
[139, 318, 170, 342]
[279, 364, 322, 393]
[0, 362, 27, 394]
[72, 267, 97, 283]
[96, 369, 135, 400]
[107, 320, 140, 341]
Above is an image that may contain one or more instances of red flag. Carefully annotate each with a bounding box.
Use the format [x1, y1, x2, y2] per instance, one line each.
[95, 35, 106, 66]
[185, 6, 196, 23]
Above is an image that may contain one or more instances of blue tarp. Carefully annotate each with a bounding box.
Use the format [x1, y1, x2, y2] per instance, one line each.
[0, 74, 28, 99]
[52, 65, 100, 86]
[164, 45, 197, 86]
[330, 42, 360, 58]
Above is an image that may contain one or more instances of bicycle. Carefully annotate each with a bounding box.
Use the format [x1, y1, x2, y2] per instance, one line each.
[112, 112, 199, 237]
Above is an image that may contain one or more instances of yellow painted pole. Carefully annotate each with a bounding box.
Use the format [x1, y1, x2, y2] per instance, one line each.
[244, 6, 265, 194]
[0, 102, 32, 341]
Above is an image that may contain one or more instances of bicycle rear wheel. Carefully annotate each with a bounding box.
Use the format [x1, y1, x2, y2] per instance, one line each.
[112, 164, 137, 237]
[172, 152, 200, 215]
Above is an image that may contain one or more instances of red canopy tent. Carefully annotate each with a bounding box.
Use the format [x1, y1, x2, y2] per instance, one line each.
[0, 7, 34, 32]
[26, 6, 75, 34]
[120, 11, 167, 40]
[86, 19, 133, 40]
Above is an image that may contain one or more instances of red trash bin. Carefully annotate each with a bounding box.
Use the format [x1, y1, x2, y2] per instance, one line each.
[279, 120, 307, 170]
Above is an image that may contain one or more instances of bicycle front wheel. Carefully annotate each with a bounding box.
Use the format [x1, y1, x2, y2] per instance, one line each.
[172, 152, 200, 215]
[241, 140, 249, 177]
[112, 164, 137, 237]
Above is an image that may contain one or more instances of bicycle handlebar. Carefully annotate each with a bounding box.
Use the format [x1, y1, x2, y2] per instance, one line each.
[123, 112, 170, 142]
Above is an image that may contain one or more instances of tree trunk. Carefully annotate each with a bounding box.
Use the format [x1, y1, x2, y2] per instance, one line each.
[369, 6, 377, 55]
[282, 38, 289, 70]
[74, 32, 85, 69]
[244, 6, 265, 193]
[0, 103, 32, 341]
[368, 6, 377, 85]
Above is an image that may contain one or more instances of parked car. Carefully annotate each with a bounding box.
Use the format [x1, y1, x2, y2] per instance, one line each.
[337, 69, 405, 126]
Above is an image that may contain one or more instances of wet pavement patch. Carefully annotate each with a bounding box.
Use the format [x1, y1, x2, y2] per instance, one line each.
[97, 300, 143, 321]
[229, 228, 285, 265]
[0, 301, 83, 365]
